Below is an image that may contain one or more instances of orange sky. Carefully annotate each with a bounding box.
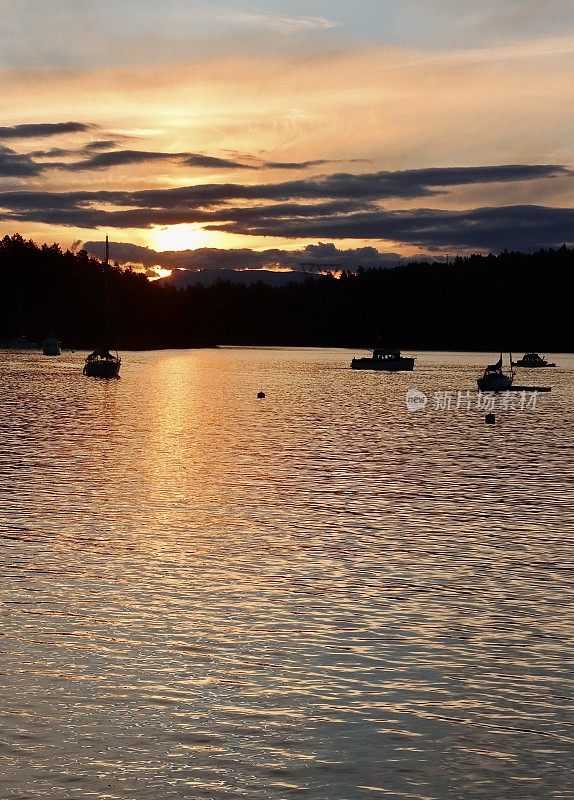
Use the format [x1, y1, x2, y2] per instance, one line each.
[0, 2, 572, 269]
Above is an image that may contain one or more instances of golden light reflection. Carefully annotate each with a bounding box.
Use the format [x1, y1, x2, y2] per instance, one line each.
[147, 266, 173, 282]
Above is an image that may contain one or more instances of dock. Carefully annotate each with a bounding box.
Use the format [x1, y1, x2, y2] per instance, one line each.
[508, 385, 551, 392]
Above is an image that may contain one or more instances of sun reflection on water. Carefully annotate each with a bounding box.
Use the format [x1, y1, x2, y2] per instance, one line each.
[0, 347, 573, 799]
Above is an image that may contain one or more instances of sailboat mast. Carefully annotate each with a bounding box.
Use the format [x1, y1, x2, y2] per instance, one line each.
[18, 290, 23, 337]
[104, 235, 110, 346]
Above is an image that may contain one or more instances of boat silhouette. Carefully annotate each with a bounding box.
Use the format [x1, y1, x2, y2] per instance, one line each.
[351, 344, 414, 371]
[83, 236, 121, 378]
[477, 353, 514, 392]
[42, 335, 61, 356]
[512, 352, 556, 368]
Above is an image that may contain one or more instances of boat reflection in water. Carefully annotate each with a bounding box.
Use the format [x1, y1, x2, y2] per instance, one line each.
[351, 345, 415, 371]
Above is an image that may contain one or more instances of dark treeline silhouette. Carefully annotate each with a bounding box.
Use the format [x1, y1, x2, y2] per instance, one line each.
[0, 234, 206, 349]
[1, 234, 572, 351]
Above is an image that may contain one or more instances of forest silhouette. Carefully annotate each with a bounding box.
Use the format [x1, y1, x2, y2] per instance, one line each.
[0, 234, 572, 351]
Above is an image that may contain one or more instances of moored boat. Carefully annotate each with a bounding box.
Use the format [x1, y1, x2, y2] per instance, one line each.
[83, 348, 121, 378]
[351, 346, 415, 371]
[83, 236, 121, 379]
[42, 335, 61, 356]
[1, 334, 37, 349]
[512, 352, 556, 368]
[477, 353, 513, 392]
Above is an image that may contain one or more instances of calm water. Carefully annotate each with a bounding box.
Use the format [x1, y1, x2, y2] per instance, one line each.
[1, 348, 573, 800]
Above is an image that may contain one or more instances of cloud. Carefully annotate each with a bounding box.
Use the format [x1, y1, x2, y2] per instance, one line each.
[28, 147, 79, 159]
[84, 139, 120, 151]
[213, 10, 337, 34]
[0, 163, 571, 252]
[45, 147, 363, 173]
[82, 240, 404, 272]
[397, 0, 574, 47]
[264, 158, 371, 170]
[0, 145, 42, 177]
[182, 154, 256, 169]
[66, 149, 181, 170]
[0, 2, 341, 70]
[28, 140, 121, 160]
[20, 162, 559, 206]
[0, 122, 91, 139]
[121, 164, 569, 203]
[60, 147, 373, 173]
[211, 205, 574, 252]
[57, 148, 255, 171]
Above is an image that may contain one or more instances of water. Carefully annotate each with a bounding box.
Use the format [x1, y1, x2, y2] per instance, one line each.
[1, 348, 573, 800]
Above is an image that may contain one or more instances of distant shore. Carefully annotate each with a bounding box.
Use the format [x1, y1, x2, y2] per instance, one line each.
[2, 235, 573, 353]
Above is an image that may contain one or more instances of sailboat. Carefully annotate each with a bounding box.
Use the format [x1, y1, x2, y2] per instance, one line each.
[477, 353, 514, 392]
[83, 236, 121, 378]
[42, 334, 61, 355]
[2, 291, 37, 348]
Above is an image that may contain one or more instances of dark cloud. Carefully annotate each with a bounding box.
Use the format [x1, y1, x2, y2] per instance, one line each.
[182, 154, 256, 169]
[82, 240, 405, 272]
[66, 150, 181, 170]
[29, 142, 120, 160]
[60, 149, 255, 171]
[0, 122, 91, 140]
[211, 205, 574, 252]
[3, 146, 567, 197]
[0, 163, 571, 252]
[265, 159, 334, 169]
[84, 140, 120, 151]
[29, 147, 78, 158]
[0, 194, 372, 229]
[114, 164, 571, 205]
[246, 164, 570, 201]
[264, 158, 371, 169]
[0, 145, 43, 177]
[84, 139, 119, 150]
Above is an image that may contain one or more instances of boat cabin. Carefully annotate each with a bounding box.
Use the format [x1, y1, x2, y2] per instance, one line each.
[372, 347, 402, 361]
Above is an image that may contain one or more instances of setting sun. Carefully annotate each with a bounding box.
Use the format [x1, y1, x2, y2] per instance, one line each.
[147, 224, 216, 252]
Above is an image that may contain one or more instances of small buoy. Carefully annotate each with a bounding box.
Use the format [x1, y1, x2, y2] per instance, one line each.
[485, 413, 495, 424]
[257, 391, 265, 399]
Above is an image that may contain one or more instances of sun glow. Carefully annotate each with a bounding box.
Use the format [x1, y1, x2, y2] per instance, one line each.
[147, 224, 217, 252]
[147, 266, 174, 282]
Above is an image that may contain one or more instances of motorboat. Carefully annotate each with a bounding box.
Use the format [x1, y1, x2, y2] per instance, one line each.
[512, 352, 556, 368]
[351, 346, 415, 371]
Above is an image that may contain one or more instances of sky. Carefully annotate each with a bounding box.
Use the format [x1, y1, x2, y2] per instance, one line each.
[0, 0, 573, 273]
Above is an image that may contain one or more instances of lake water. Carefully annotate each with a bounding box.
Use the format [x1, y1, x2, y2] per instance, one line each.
[1, 348, 573, 800]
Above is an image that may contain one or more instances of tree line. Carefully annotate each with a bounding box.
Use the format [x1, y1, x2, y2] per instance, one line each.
[0, 234, 572, 351]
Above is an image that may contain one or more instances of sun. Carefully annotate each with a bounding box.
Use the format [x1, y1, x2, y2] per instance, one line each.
[147, 224, 216, 252]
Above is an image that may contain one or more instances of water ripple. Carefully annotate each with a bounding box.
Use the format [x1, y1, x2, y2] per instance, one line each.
[1, 348, 573, 799]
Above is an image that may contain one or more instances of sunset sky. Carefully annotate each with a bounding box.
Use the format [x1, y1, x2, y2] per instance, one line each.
[1, 0, 573, 273]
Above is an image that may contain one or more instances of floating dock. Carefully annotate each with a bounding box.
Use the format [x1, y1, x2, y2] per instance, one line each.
[507, 385, 551, 392]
